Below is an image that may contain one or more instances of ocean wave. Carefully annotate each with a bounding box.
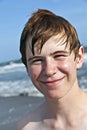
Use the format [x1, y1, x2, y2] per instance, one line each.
[0, 79, 43, 97]
[0, 62, 25, 74]
[84, 53, 87, 63]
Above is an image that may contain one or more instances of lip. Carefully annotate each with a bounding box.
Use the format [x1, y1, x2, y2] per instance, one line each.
[41, 77, 65, 88]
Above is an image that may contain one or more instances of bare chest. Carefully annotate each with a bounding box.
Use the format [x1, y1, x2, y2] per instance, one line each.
[23, 121, 87, 130]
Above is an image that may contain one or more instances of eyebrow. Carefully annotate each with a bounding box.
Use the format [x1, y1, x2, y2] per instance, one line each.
[27, 50, 70, 61]
[50, 50, 70, 56]
[28, 56, 43, 62]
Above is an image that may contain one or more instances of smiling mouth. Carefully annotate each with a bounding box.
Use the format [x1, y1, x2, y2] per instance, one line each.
[41, 77, 65, 88]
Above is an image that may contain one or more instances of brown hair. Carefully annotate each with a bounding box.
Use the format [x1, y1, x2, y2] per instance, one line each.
[20, 9, 81, 65]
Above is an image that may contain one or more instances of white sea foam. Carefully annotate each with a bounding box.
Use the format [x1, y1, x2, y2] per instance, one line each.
[0, 62, 41, 97]
[0, 62, 25, 74]
[84, 53, 87, 63]
[0, 79, 43, 97]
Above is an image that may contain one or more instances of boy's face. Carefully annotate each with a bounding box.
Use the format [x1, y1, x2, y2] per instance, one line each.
[26, 35, 84, 99]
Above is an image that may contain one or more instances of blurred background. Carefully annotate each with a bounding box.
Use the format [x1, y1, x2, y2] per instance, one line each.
[0, 0, 87, 63]
[0, 1, 87, 129]
[0, 0, 87, 97]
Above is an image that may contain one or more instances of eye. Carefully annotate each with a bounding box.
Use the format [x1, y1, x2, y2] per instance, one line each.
[54, 54, 66, 58]
[30, 58, 43, 65]
[53, 53, 69, 61]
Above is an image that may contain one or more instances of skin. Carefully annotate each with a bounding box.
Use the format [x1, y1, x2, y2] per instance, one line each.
[18, 35, 87, 130]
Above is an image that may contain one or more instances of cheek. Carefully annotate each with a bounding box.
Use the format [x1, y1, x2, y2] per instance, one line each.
[59, 60, 76, 74]
[27, 66, 42, 80]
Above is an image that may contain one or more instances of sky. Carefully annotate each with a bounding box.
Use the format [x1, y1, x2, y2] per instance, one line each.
[0, 0, 87, 63]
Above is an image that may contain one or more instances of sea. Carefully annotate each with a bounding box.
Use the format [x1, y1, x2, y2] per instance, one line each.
[0, 47, 87, 97]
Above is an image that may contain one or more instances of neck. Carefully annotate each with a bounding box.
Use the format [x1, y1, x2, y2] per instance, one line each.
[45, 85, 84, 119]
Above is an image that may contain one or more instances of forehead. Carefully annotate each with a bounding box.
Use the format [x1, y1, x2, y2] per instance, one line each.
[26, 34, 70, 57]
[42, 34, 70, 54]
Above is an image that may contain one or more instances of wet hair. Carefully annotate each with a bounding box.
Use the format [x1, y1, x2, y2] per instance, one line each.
[20, 9, 81, 65]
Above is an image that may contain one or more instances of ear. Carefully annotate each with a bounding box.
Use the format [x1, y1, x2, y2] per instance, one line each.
[76, 46, 84, 69]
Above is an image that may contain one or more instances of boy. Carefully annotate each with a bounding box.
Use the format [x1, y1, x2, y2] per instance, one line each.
[18, 9, 87, 130]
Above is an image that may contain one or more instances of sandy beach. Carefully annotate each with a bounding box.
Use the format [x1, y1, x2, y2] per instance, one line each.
[0, 96, 44, 130]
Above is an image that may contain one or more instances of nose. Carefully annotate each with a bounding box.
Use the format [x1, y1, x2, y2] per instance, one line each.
[43, 57, 57, 77]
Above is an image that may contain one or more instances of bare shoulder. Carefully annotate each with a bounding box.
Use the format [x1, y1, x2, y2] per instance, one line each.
[17, 111, 33, 130]
[17, 103, 46, 130]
